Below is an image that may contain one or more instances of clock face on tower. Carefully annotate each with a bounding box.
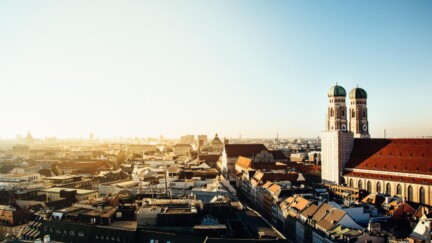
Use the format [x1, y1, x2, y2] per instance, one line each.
[362, 124, 368, 131]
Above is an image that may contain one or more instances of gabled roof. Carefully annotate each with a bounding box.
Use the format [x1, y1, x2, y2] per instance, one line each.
[300, 204, 319, 218]
[224, 144, 267, 158]
[345, 138, 432, 175]
[291, 196, 310, 211]
[268, 184, 281, 194]
[316, 206, 346, 231]
[262, 181, 273, 189]
[391, 202, 417, 222]
[235, 156, 252, 170]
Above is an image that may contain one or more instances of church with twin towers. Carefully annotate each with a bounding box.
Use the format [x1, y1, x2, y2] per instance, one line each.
[321, 84, 432, 205]
[321, 84, 370, 185]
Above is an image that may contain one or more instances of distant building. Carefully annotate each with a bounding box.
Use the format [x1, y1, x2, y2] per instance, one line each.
[43, 175, 92, 189]
[197, 135, 208, 151]
[180, 135, 195, 145]
[26, 132, 34, 144]
[210, 134, 223, 152]
[12, 145, 30, 158]
[173, 144, 192, 156]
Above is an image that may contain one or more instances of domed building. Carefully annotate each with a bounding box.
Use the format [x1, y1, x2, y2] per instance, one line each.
[327, 84, 348, 132]
[211, 134, 224, 152]
[321, 83, 432, 206]
[328, 84, 347, 98]
[349, 87, 369, 138]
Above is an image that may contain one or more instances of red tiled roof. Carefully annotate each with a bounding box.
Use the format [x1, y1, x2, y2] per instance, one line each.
[391, 202, 417, 222]
[224, 144, 267, 158]
[289, 164, 321, 175]
[344, 171, 432, 185]
[345, 138, 432, 174]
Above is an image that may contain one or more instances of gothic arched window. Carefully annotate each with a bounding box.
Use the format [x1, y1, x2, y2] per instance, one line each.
[376, 182, 381, 193]
[358, 180, 362, 189]
[349, 179, 353, 188]
[352, 110, 355, 118]
[420, 187, 426, 204]
[386, 183, 391, 196]
[397, 184, 402, 196]
[331, 108, 334, 117]
[408, 185, 414, 201]
[367, 181, 371, 193]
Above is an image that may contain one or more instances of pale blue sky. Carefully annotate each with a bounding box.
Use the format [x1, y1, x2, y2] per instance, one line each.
[0, 1, 431, 139]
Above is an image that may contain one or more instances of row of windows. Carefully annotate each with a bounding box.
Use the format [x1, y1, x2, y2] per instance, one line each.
[47, 227, 84, 236]
[95, 234, 132, 242]
[330, 99, 345, 103]
[350, 101, 366, 105]
[348, 179, 427, 204]
[46, 228, 133, 242]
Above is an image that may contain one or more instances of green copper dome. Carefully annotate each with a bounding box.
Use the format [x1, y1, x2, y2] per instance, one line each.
[349, 87, 367, 99]
[328, 84, 346, 97]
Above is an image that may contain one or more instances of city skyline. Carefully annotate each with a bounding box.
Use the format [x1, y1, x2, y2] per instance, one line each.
[1, 1, 431, 139]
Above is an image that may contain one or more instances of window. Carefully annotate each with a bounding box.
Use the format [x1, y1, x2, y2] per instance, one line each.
[386, 183, 391, 195]
[420, 187, 426, 204]
[367, 181, 371, 193]
[349, 179, 353, 188]
[56, 229, 61, 233]
[70, 230, 75, 235]
[50, 228, 54, 232]
[376, 182, 381, 193]
[397, 184, 402, 195]
[408, 185, 414, 201]
[358, 180, 362, 189]
[78, 232, 84, 237]
[331, 108, 334, 117]
[352, 110, 355, 118]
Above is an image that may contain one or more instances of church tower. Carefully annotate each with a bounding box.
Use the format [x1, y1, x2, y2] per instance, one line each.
[349, 87, 370, 138]
[327, 84, 348, 132]
[321, 84, 354, 185]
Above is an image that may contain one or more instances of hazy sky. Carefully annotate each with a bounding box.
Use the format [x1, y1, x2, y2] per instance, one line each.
[1, 1, 431, 139]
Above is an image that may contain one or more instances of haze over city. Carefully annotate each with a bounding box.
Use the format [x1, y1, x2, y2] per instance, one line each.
[1, 0, 431, 139]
